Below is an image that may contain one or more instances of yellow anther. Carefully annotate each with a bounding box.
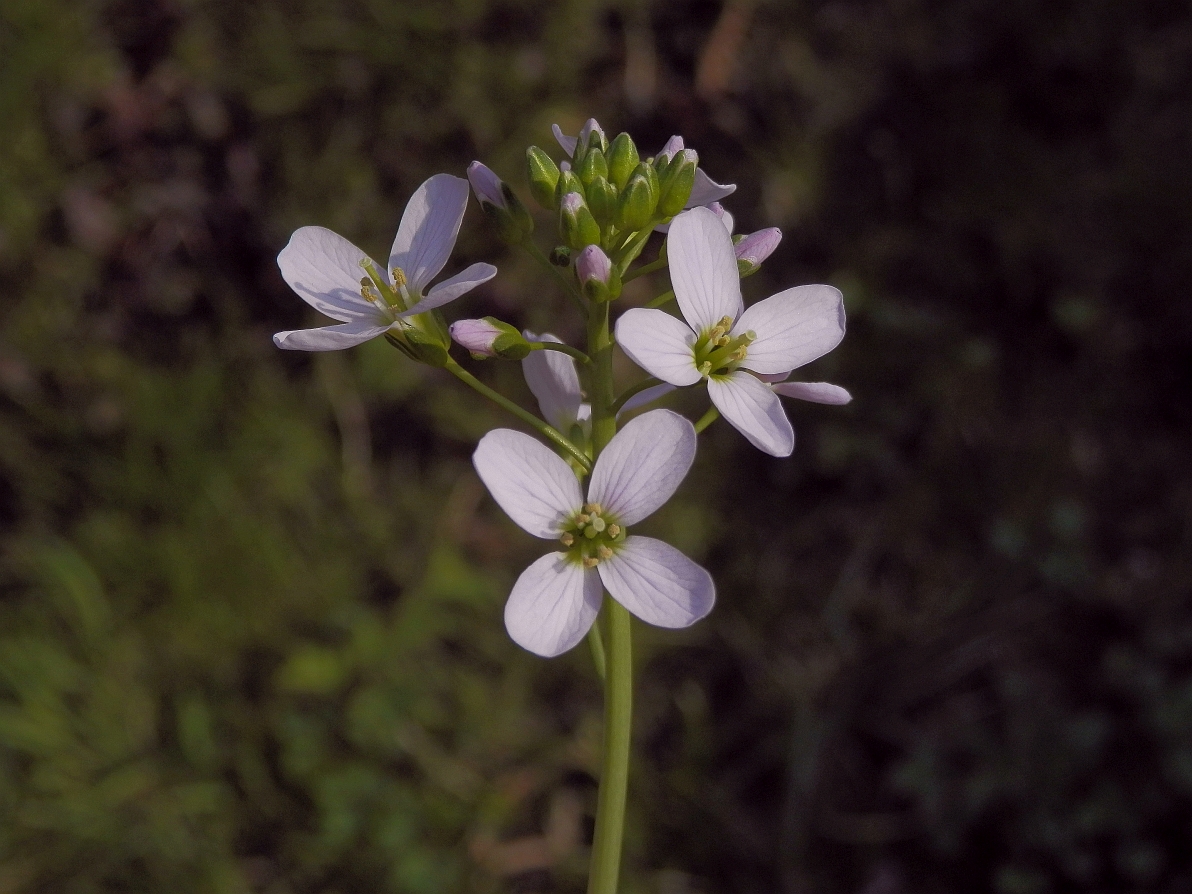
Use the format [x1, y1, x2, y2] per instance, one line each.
[733, 346, 748, 360]
[607, 524, 620, 538]
[392, 268, 407, 287]
[582, 556, 599, 568]
[717, 316, 733, 328]
[584, 503, 603, 515]
[715, 335, 731, 347]
[577, 513, 590, 525]
[597, 545, 613, 560]
[560, 532, 575, 547]
[697, 361, 712, 376]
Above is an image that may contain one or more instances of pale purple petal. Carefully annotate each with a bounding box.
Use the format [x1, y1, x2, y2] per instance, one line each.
[735, 228, 782, 265]
[599, 536, 715, 629]
[398, 262, 497, 317]
[588, 409, 696, 526]
[466, 161, 504, 207]
[505, 554, 602, 657]
[522, 331, 584, 432]
[668, 207, 743, 331]
[614, 308, 701, 387]
[657, 135, 684, 161]
[772, 381, 853, 405]
[473, 429, 582, 538]
[577, 118, 605, 149]
[552, 124, 578, 157]
[449, 318, 503, 356]
[389, 173, 470, 293]
[686, 168, 737, 207]
[654, 200, 732, 235]
[708, 371, 795, 457]
[575, 244, 612, 286]
[273, 317, 389, 351]
[617, 382, 676, 417]
[734, 284, 846, 375]
[277, 226, 380, 322]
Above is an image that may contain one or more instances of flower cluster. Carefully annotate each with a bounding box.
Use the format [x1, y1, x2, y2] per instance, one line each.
[273, 118, 850, 657]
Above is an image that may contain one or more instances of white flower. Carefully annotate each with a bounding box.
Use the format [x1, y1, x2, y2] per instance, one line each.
[615, 206, 846, 457]
[274, 174, 496, 351]
[551, 122, 735, 210]
[521, 332, 674, 445]
[473, 409, 715, 657]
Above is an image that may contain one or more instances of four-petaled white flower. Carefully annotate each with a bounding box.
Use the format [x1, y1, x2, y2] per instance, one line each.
[473, 409, 715, 657]
[552, 120, 736, 211]
[274, 174, 497, 351]
[615, 206, 847, 457]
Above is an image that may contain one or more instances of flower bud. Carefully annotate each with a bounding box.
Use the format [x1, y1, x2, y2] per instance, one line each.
[585, 175, 618, 228]
[559, 192, 601, 249]
[656, 135, 685, 163]
[575, 245, 621, 303]
[576, 118, 607, 157]
[606, 132, 640, 189]
[549, 246, 572, 266]
[657, 148, 698, 217]
[468, 161, 533, 244]
[390, 326, 450, 367]
[449, 317, 532, 360]
[555, 168, 586, 208]
[614, 171, 657, 231]
[577, 146, 608, 187]
[734, 227, 782, 277]
[526, 146, 561, 209]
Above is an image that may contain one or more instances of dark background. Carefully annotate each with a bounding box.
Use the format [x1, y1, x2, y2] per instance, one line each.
[1, 0, 1189, 892]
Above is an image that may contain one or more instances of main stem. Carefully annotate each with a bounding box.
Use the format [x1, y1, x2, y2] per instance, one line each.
[585, 299, 633, 894]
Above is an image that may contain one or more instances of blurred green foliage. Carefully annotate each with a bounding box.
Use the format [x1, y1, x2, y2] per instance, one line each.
[0, 0, 1189, 892]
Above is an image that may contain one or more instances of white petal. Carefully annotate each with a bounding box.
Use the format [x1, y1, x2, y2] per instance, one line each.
[277, 226, 380, 322]
[772, 381, 853, 405]
[588, 409, 696, 526]
[598, 536, 715, 629]
[473, 429, 582, 538]
[735, 284, 846, 375]
[614, 308, 701, 387]
[389, 174, 470, 293]
[552, 124, 578, 157]
[668, 207, 743, 331]
[686, 169, 737, 207]
[657, 135, 684, 160]
[505, 554, 602, 657]
[273, 318, 389, 351]
[522, 332, 584, 432]
[708, 372, 794, 456]
[398, 262, 497, 317]
[616, 382, 676, 417]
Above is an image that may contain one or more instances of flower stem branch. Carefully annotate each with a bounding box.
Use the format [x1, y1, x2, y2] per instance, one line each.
[645, 289, 675, 309]
[610, 377, 664, 415]
[445, 358, 591, 472]
[531, 341, 591, 364]
[587, 624, 607, 684]
[694, 404, 720, 434]
[622, 256, 667, 283]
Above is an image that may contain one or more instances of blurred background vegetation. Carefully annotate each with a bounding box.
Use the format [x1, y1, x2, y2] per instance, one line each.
[1, 0, 1189, 891]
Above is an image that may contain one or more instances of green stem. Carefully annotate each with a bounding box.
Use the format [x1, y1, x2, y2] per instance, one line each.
[587, 623, 607, 684]
[621, 256, 667, 283]
[525, 241, 588, 319]
[612, 225, 658, 275]
[694, 404, 720, 434]
[445, 358, 591, 473]
[587, 599, 632, 894]
[610, 377, 664, 416]
[532, 341, 591, 364]
[645, 289, 675, 309]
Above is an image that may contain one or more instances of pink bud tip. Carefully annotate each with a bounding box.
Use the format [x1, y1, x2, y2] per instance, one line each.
[449, 318, 502, 356]
[467, 161, 505, 208]
[575, 244, 612, 285]
[735, 227, 782, 266]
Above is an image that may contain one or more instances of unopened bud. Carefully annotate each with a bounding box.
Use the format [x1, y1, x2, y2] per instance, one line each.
[559, 192, 600, 249]
[577, 147, 608, 187]
[449, 317, 532, 360]
[734, 227, 783, 276]
[606, 132, 640, 189]
[397, 326, 451, 368]
[657, 149, 698, 217]
[656, 135, 685, 163]
[555, 168, 585, 207]
[468, 161, 533, 244]
[614, 171, 657, 231]
[575, 244, 621, 302]
[585, 175, 618, 228]
[526, 146, 561, 209]
[577, 118, 607, 155]
[549, 246, 572, 266]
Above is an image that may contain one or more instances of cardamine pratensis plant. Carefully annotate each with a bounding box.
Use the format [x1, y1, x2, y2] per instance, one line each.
[274, 118, 850, 893]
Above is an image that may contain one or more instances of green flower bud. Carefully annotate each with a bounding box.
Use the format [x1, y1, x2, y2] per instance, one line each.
[559, 191, 601, 250]
[657, 148, 698, 217]
[614, 172, 657, 231]
[586, 175, 618, 228]
[526, 146, 561, 209]
[606, 133, 640, 189]
[577, 146, 608, 187]
[550, 246, 572, 266]
[555, 167, 585, 207]
[469, 161, 534, 244]
[449, 317, 533, 360]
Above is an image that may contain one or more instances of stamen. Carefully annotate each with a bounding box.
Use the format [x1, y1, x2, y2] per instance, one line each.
[607, 524, 620, 538]
[585, 503, 603, 515]
[391, 268, 407, 287]
[577, 513, 590, 525]
[597, 545, 613, 560]
[560, 533, 575, 547]
[582, 556, 599, 568]
[697, 361, 712, 377]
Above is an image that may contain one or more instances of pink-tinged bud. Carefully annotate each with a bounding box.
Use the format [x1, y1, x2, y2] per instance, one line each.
[576, 244, 611, 285]
[449, 318, 503, 356]
[577, 118, 606, 152]
[735, 227, 782, 275]
[467, 161, 505, 208]
[657, 135, 684, 162]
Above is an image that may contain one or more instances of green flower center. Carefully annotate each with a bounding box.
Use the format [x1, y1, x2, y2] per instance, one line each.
[692, 315, 755, 378]
[559, 502, 627, 568]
